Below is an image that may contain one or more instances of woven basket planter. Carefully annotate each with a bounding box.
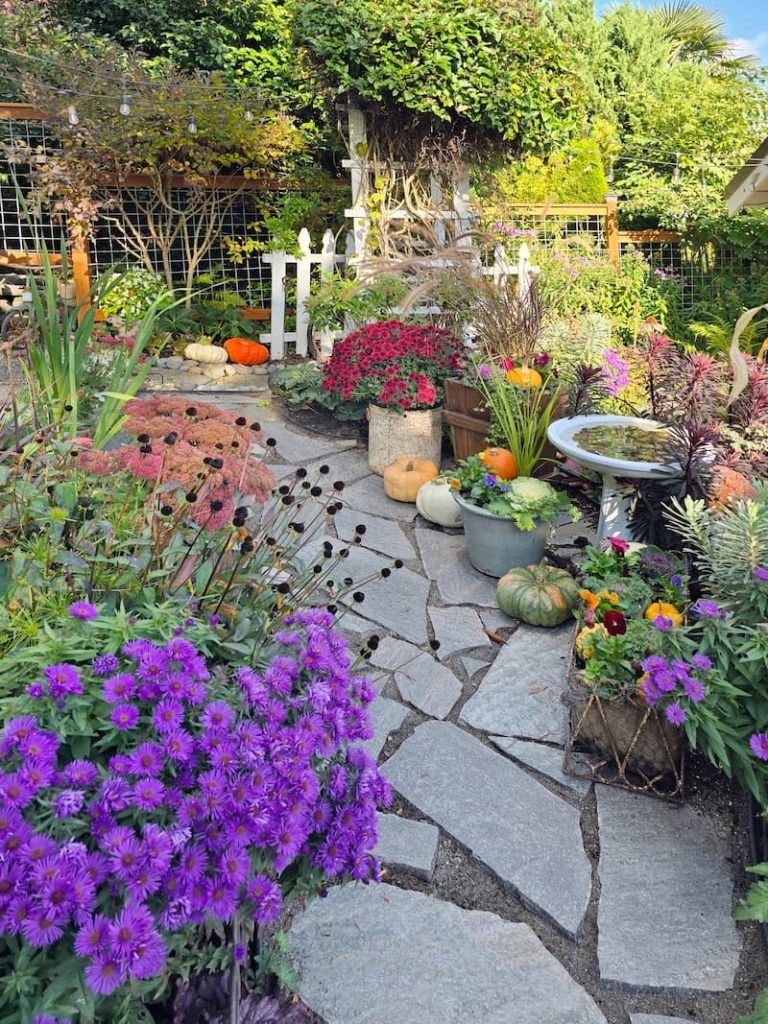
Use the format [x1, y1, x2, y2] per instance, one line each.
[367, 404, 443, 476]
[563, 637, 684, 799]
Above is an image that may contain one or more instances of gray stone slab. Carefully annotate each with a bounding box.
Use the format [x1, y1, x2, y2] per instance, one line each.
[490, 737, 592, 796]
[596, 788, 741, 993]
[382, 721, 592, 937]
[364, 696, 409, 759]
[334, 508, 416, 561]
[428, 605, 490, 659]
[259, 417, 356, 463]
[342, 474, 419, 521]
[370, 636, 462, 718]
[461, 656, 490, 678]
[303, 447, 371, 484]
[375, 812, 439, 879]
[631, 1017, 702, 1024]
[415, 528, 498, 607]
[288, 884, 607, 1024]
[459, 623, 573, 744]
[480, 607, 518, 632]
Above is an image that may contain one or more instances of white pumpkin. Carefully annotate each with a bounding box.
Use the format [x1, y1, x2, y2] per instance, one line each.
[184, 343, 228, 364]
[416, 476, 463, 528]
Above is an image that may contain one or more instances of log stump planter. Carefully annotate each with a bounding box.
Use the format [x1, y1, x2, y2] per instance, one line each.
[563, 635, 684, 799]
[367, 404, 443, 476]
[443, 379, 490, 461]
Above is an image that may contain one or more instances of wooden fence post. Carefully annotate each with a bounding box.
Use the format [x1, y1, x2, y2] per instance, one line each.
[605, 192, 620, 267]
[71, 241, 92, 322]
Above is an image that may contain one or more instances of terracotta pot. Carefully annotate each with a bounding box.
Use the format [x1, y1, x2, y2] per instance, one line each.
[367, 404, 443, 476]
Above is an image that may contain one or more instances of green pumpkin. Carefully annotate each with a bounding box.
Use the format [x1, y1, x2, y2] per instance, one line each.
[496, 561, 580, 627]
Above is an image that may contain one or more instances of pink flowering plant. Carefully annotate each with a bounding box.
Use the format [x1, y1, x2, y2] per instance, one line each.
[321, 321, 465, 413]
[0, 610, 391, 1023]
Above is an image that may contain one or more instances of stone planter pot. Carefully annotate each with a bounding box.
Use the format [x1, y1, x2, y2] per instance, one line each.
[367, 404, 443, 476]
[453, 493, 548, 577]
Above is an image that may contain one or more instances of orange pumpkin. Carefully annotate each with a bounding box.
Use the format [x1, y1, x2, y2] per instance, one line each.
[505, 366, 542, 388]
[223, 337, 269, 365]
[479, 447, 518, 480]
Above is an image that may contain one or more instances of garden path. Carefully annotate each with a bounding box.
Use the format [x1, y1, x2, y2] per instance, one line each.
[157, 384, 758, 1024]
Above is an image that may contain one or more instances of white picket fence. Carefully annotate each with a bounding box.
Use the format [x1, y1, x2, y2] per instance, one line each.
[260, 230, 538, 361]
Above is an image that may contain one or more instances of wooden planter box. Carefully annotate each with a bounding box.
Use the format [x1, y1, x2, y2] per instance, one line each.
[443, 379, 490, 461]
[563, 641, 684, 799]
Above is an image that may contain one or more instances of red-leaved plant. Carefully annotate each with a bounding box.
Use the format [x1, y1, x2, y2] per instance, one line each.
[322, 321, 465, 412]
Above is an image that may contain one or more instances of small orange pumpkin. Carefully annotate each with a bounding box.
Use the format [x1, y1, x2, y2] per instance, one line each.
[479, 447, 518, 480]
[223, 337, 269, 365]
[505, 366, 542, 388]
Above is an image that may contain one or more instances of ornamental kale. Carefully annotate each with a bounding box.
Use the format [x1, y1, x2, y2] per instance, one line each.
[321, 321, 465, 412]
[0, 612, 391, 1022]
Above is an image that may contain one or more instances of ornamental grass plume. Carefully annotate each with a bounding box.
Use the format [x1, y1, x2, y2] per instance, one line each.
[77, 397, 275, 529]
[0, 612, 391, 1018]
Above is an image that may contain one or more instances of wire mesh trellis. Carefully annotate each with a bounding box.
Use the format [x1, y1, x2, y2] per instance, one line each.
[0, 117, 66, 252]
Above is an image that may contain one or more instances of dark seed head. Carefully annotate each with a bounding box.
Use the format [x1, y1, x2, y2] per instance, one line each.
[367, 635, 380, 650]
[235, 416, 247, 426]
[296, 468, 308, 479]
[319, 464, 330, 474]
[210, 499, 223, 512]
[381, 567, 391, 578]
[429, 639, 441, 651]
[186, 407, 198, 416]
[327, 604, 337, 615]
[282, 495, 295, 506]
[139, 443, 152, 454]
[250, 422, 261, 432]
[241, 537, 255, 553]
[185, 491, 198, 503]
[290, 522, 306, 533]
[163, 433, 178, 445]
[355, 524, 367, 535]
[161, 505, 174, 516]
[332, 481, 344, 491]
[137, 433, 150, 443]
[310, 486, 322, 497]
[265, 437, 277, 447]
[277, 582, 290, 595]
[394, 559, 404, 569]
[352, 591, 365, 603]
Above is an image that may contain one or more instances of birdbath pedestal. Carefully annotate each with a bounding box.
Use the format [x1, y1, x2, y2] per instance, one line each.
[547, 414, 679, 542]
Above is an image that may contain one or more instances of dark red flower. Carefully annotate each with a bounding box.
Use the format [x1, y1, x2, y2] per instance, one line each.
[603, 610, 627, 636]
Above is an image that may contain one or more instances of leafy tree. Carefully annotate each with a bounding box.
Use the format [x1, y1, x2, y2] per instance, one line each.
[9, 54, 304, 303]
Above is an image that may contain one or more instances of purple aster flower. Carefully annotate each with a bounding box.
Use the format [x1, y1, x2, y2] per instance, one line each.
[52, 789, 85, 818]
[754, 567, 768, 583]
[122, 638, 153, 659]
[102, 673, 136, 704]
[19, 729, 59, 763]
[642, 656, 668, 674]
[132, 778, 165, 810]
[200, 701, 235, 731]
[68, 601, 99, 621]
[128, 931, 167, 980]
[665, 703, 686, 726]
[109, 903, 153, 958]
[92, 653, 119, 676]
[21, 909, 64, 946]
[684, 677, 706, 703]
[0, 773, 33, 808]
[653, 615, 673, 632]
[233, 942, 246, 963]
[749, 733, 768, 761]
[111, 704, 139, 730]
[210, 614, 222, 625]
[43, 663, 82, 696]
[32, 1016, 71, 1024]
[25, 683, 45, 699]
[691, 653, 712, 672]
[84, 956, 125, 996]
[247, 874, 282, 925]
[692, 599, 724, 619]
[63, 759, 99, 787]
[219, 847, 250, 885]
[672, 660, 691, 682]
[129, 742, 164, 776]
[137, 647, 169, 681]
[208, 876, 238, 921]
[163, 728, 195, 764]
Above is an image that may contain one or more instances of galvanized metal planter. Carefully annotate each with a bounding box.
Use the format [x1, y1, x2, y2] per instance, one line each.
[453, 493, 549, 577]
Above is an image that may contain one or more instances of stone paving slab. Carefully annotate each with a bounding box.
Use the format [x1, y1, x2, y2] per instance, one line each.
[479, 607, 518, 633]
[370, 636, 462, 718]
[490, 737, 592, 797]
[375, 812, 439, 879]
[631, 1017, 702, 1024]
[334, 508, 416, 561]
[459, 623, 573, 744]
[303, 447, 372, 484]
[382, 721, 592, 937]
[461, 655, 490, 678]
[428, 605, 489, 659]
[288, 884, 607, 1024]
[415, 528, 498, 607]
[596, 788, 741, 993]
[364, 696, 409, 759]
[342, 475, 419, 521]
[260, 418, 357, 463]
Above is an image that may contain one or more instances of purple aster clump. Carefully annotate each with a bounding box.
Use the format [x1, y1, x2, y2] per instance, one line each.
[92, 653, 119, 677]
[0, 615, 389, 1011]
[640, 653, 712, 722]
[750, 733, 768, 762]
[68, 601, 99, 621]
[600, 348, 630, 396]
[691, 599, 726, 620]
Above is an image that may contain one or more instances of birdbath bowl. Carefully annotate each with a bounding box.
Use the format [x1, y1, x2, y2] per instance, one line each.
[547, 414, 680, 541]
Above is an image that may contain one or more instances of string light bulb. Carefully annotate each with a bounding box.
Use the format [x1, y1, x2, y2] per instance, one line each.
[119, 78, 131, 117]
[607, 156, 615, 184]
[244, 99, 254, 122]
[187, 115, 197, 135]
[672, 152, 681, 184]
[67, 103, 79, 126]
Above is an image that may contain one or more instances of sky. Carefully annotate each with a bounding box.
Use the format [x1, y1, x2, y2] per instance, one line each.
[595, 0, 768, 63]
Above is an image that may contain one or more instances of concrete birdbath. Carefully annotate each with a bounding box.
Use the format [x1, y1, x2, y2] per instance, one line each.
[547, 414, 680, 541]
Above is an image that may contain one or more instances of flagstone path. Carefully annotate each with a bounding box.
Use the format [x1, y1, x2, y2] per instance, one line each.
[163, 385, 762, 1024]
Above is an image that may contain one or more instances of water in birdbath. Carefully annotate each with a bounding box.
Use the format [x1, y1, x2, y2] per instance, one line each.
[573, 424, 670, 463]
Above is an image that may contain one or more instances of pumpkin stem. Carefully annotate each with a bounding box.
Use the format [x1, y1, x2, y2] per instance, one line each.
[406, 461, 414, 472]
